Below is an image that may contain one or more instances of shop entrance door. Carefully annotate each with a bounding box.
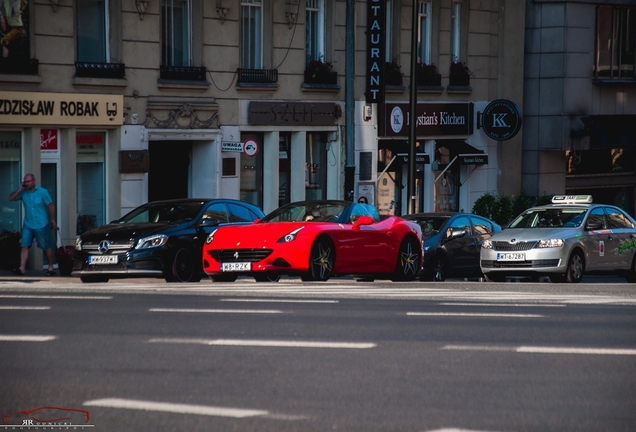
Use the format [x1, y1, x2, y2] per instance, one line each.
[149, 141, 191, 201]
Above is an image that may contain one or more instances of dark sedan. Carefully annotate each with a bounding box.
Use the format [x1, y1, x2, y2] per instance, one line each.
[72, 199, 264, 283]
[403, 212, 502, 281]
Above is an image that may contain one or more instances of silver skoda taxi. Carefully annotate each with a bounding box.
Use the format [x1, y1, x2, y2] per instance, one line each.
[480, 195, 636, 283]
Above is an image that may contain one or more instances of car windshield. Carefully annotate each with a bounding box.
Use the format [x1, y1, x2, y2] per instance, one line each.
[117, 202, 205, 224]
[406, 216, 450, 237]
[261, 202, 349, 223]
[508, 207, 588, 228]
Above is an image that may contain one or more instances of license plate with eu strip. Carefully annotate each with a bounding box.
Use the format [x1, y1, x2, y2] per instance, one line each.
[496, 253, 525, 261]
[89, 255, 118, 265]
[222, 262, 251, 271]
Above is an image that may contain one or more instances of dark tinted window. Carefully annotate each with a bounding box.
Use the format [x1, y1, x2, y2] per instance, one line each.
[587, 207, 606, 229]
[228, 203, 255, 222]
[203, 203, 229, 224]
[449, 216, 471, 234]
[605, 207, 634, 229]
[470, 216, 492, 235]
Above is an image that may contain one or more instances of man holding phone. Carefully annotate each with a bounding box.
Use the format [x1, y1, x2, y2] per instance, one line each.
[8, 173, 57, 276]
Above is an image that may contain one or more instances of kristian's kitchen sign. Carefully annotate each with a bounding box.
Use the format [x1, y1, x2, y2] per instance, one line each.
[378, 103, 474, 137]
[0, 91, 123, 126]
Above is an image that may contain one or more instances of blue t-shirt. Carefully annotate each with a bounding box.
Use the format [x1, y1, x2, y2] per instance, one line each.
[16, 185, 53, 229]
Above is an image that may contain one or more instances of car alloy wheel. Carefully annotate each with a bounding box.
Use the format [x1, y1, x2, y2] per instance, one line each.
[433, 255, 447, 281]
[303, 236, 334, 282]
[392, 237, 421, 281]
[565, 251, 584, 283]
[167, 248, 201, 283]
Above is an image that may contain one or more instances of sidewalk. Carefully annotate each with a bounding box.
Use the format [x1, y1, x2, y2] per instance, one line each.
[0, 268, 81, 282]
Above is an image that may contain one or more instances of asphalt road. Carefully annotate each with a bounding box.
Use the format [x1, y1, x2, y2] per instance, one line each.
[1, 274, 635, 431]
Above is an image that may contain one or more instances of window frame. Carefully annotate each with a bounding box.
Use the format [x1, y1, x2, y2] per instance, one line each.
[241, 0, 264, 69]
[162, 0, 193, 67]
[594, 5, 636, 80]
[418, 1, 432, 65]
[305, 0, 325, 64]
[76, 0, 110, 63]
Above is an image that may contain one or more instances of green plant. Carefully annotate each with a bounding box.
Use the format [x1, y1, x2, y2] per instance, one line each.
[417, 63, 439, 78]
[305, 59, 334, 80]
[472, 192, 557, 226]
[384, 61, 402, 84]
[450, 61, 471, 76]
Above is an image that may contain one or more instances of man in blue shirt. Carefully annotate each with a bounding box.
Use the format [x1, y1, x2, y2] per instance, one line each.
[8, 173, 57, 276]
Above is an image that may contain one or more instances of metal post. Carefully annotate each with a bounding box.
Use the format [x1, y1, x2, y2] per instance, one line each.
[344, 0, 356, 201]
[407, 0, 418, 214]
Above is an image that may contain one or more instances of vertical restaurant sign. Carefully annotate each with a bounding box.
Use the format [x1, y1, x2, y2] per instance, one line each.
[366, 0, 386, 104]
[40, 129, 58, 155]
[0, 91, 123, 125]
[378, 102, 474, 137]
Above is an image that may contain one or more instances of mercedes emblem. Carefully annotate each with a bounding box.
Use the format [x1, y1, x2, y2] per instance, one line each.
[98, 240, 111, 253]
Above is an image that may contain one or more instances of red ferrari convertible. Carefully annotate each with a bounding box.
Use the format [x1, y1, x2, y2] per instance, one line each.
[202, 200, 423, 282]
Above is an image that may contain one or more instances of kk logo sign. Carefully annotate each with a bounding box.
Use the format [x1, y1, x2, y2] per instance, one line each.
[481, 99, 522, 141]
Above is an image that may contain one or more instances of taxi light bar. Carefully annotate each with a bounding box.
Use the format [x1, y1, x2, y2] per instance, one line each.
[551, 195, 593, 204]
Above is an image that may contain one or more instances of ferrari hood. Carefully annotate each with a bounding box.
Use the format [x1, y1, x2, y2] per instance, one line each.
[212, 222, 319, 247]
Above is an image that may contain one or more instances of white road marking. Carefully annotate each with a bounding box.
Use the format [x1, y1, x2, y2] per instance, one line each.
[0, 335, 58, 342]
[0, 295, 112, 300]
[442, 345, 636, 356]
[149, 338, 376, 349]
[438, 302, 565, 308]
[407, 312, 544, 318]
[149, 308, 283, 314]
[83, 398, 268, 418]
[0, 306, 50, 310]
[220, 298, 339, 304]
[427, 429, 505, 432]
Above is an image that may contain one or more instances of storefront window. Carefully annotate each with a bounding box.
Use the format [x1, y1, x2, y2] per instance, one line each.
[240, 133, 263, 208]
[76, 132, 106, 235]
[0, 131, 21, 232]
[305, 133, 327, 200]
[433, 144, 458, 212]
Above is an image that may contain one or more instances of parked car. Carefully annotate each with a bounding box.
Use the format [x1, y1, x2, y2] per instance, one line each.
[480, 195, 636, 283]
[403, 212, 502, 281]
[202, 200, 423, 282]
[72, 199, 264, 283]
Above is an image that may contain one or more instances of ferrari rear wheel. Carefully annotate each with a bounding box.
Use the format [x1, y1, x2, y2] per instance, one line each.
[302, 236, 334, 282]
[392, 236, 421, 281]
[210, 274, 238, 282]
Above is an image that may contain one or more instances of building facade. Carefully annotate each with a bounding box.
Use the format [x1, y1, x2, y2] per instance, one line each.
[0, 0, 525, 270]
[523, 1, 636, 215]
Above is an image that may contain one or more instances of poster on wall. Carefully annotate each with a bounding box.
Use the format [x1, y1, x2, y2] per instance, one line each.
[76, 133, 105, 163]
[40, 128, 58, 157]
[376, 173, 396, 215]
[358, 183, 375, 205]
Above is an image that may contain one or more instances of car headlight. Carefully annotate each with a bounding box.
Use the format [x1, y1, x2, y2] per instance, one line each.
[205, 229, 218, 245]
[423, 245, 431, 252]
[277, 227, 304, 243]
[135, 234, 168, 249]
[537, 238, 564, 248]
[482, 239, 492, 249]
[75, 237, 82, 251]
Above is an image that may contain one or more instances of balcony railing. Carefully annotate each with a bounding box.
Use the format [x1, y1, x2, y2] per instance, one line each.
[160, 65, 207, 81]
[237, 68, 278, 84]
[75, 62, 125, 79]
[0, 58, 39, 75]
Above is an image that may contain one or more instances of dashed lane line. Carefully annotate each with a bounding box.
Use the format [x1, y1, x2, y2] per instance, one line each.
[442, 345, 636, 356]
[149, 308, 284, 314]
[0, 335, 58, 342]
[83, 398, 268, 418]
[407, 312, 544, 318]
[148, 338, 376, 349]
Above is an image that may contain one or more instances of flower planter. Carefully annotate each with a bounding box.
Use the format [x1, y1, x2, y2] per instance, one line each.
[449, 73, 470, 86]
[418, 73, 442, 87]
[304, 70, 337, 85]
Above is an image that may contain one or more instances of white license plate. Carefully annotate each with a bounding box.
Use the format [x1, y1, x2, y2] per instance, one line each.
[222, 262, 251, 272]
[89, 255, 118, 265]
[496, 253, 525, 261]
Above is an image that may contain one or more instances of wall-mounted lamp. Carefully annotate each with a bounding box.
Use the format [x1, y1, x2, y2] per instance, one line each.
[49, 0, 59, 12]
[216, 0, 229, 23]
[135, 0, 150, 20]
[285, 0, 299, 29]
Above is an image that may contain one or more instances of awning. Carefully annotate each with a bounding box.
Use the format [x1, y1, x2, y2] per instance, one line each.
[437, 139, 488, 165]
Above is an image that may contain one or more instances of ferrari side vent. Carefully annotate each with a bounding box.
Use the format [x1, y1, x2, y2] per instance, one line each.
[210, 249, 273, 262]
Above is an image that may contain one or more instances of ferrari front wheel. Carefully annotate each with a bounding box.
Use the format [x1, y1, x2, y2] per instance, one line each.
[302, 236, 334, 282]
[392, 236, 421, 281]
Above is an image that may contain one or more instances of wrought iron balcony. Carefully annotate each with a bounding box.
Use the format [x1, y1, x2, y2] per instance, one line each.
[75, 62, 125, 79]
[237, 68, 278, 84]
[160, 65, 207, 81]
[0, 58, 39, 75]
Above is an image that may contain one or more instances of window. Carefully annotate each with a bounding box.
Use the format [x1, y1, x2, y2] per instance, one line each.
[162, 0, 192, 66]
[595, 6, 635, 79]
[306, 0, 324, 64]
[605, 208, 634, 229]
[228, 203, 255, 223]
[305, 133, 327, 200]
[241, 0, 263, 69]
[0, 131, 21, 232]
[450, 1, 461, 62]
[471, 216, 493, 235]
[203, 203, 229, 224]
[586, 207, 606, 230]
[76, 132, 106, 235]
[77, 0, 109, 63]
[385, 0, 393, 62]
[418, 1, 432, 64]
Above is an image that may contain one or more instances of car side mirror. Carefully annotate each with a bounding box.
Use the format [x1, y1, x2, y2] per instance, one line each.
[199, 218, 219, 227]
[352, 215, 374, 230]
[585, 221, 603, 231]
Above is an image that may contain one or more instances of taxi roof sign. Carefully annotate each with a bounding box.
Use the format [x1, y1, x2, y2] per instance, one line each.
[551, 195, 593, 204]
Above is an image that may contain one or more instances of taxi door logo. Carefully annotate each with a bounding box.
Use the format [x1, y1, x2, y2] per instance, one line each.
[599, 240, 605, 257]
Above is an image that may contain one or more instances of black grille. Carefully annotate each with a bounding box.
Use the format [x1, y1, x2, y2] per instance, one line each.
[482, 259, 560, 269]
[493, 241, 537, 251]
[75, 62, 125, 79]
[160, 65, 207, 81]
[237, 68, 278, 83]
[210, 249, 273, 263]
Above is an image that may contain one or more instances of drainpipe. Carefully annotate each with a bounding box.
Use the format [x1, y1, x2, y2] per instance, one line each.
[407, 0, 418, 214]
[344, 0, 355, 201]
